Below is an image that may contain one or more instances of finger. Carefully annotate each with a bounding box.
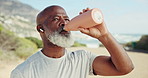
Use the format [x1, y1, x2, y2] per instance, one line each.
[83, 9, 86, 12]
[81, 8, 90, 14]
[86, 7, 90, 10]
[78, 28, 90, 34]
[79, 12, 83, 14]
[86, 8, 91, 12]
[83, 9, 88, 12]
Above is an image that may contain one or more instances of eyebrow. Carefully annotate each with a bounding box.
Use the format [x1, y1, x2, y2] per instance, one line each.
[43, 14, 69, 23]
[52, 15, 69, 18]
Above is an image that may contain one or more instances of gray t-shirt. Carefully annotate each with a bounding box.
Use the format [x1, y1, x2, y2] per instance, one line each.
[11, 49, 97, 78]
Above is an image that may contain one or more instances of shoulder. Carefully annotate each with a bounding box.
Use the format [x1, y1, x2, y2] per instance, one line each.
[11, 51, 41, 74]
[11, 68, 24, 78]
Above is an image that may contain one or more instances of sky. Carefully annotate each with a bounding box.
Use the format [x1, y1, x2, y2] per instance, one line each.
[19, 0, 148, 34]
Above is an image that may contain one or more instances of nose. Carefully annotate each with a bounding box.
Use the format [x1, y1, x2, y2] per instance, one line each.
[58, 18, 66, 31]
[59, 23, 65, 31]
[59, 18, 67, 27]
[60, 23, 65, 30]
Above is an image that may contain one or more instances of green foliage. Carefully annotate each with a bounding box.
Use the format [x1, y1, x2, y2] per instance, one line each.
[15, 38, 37, 59]
[0, 24, 14, 36]
[99, 43, 104, 47]
[125, 41, 138, 48]
[135, 35, 148, 50]
[0, 50, 2, 56]
[0, 24, 4, 31]
[125, 42, 132, 47]
[25, 37, 43, 48]
[125, 35, 148, 51]
[72, 41, 86, 47]
[0, 24, 19, 52]
[0, 24, 37, 60]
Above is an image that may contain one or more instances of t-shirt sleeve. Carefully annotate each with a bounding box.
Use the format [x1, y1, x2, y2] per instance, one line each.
[10, 69, 24, 78]
[86, 51, 98, 75]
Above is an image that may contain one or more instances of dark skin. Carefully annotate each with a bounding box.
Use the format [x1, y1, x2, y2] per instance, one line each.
[37, 6, 70, 58]
[36, 5, 134, 76]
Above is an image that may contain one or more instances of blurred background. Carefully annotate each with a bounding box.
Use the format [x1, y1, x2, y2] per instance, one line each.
[0, 0, 148, 78]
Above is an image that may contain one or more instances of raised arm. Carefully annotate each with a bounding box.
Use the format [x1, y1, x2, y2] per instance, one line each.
[93, 32, 134, 76]
[79, 8, 134, 76]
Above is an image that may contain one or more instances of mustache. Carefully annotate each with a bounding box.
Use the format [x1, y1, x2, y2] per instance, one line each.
[57, 24, 67, 33]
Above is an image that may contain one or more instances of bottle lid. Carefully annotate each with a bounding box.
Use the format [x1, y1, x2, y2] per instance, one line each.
[92, 8, 103, 24]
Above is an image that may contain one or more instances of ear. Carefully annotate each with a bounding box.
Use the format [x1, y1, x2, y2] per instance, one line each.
[36, 25, 44, 33]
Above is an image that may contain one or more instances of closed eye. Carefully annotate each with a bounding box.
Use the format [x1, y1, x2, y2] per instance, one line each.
[65, 18, 70, 21]
[53, 17, 60, 21]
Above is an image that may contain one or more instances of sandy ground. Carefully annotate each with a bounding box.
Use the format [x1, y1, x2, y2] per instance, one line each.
[0, 47, 148, 78]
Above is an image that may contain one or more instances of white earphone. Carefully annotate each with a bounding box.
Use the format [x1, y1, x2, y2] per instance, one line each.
[40, 29, 44, 32]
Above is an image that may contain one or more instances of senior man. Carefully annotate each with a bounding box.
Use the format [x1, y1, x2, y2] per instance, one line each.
[11, 5, 134, 78]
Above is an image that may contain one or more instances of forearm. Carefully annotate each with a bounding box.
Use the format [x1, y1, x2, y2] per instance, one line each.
[98, 33, 134, 73]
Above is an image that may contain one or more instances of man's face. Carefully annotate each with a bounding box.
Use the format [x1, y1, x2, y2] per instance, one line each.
[43, 7, 70, 35]
[42, 7, 74, 47]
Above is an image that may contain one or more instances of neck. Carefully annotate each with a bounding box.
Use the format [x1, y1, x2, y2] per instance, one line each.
[42, 45, 65, 58]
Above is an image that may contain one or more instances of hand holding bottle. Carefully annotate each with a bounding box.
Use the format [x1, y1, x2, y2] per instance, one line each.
[78, 8, 109, 39]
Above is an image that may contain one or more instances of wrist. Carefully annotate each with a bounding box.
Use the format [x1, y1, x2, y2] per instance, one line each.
[97, 32, 118, 49]
[97, 32, 111, 41]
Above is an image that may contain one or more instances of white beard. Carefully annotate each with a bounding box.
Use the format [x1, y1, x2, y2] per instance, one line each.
[47, 32, 74, 48]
